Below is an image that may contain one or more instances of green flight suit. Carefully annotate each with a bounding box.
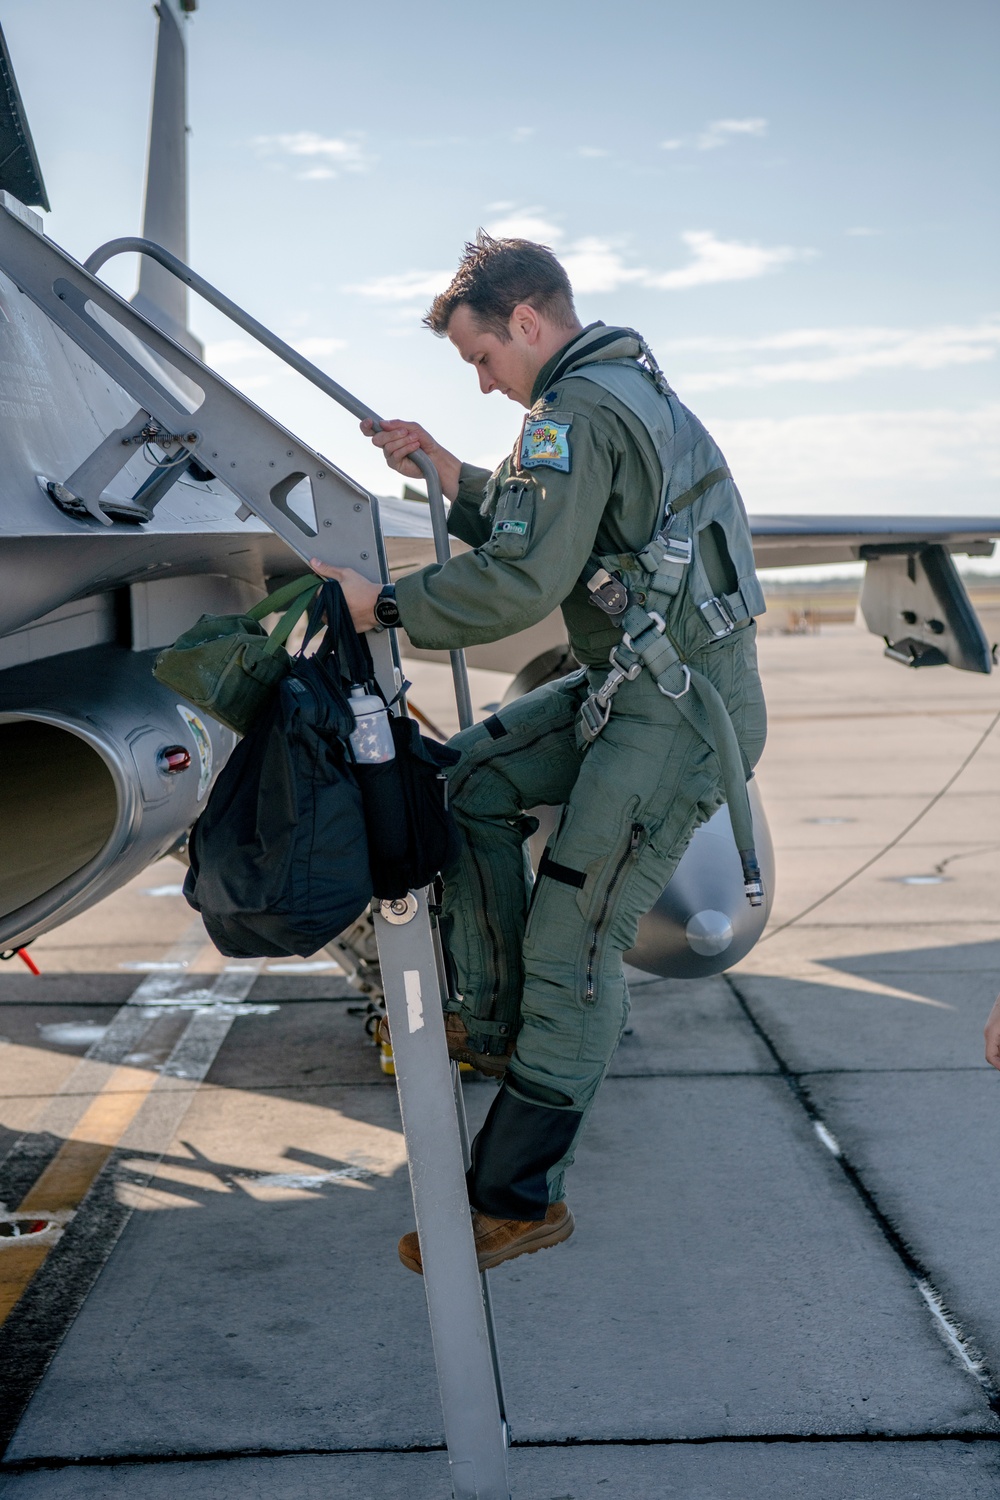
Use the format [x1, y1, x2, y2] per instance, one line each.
[394, 323, 767, 1216]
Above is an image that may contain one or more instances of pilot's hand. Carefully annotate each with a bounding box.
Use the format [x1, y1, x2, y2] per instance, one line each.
[985, 995, 1000, 1072]
[309, 561, 380, 634]
[360, 418, 462, 500]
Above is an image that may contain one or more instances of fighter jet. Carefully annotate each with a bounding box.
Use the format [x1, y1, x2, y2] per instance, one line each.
[0, 0, 996, 981]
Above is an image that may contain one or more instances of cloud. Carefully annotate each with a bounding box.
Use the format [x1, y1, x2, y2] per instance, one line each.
[205, 337, 260, 366]
[661, 118, 768, 152]
[645, 229, 808, 290]
[511, 126, 535, 143]
[206, 334, 346, 371]
[253, 131, 371, 178]
[712, 403, 1000, 512]
[697, 117, 768, 150]
[487, 208, 564, 242]
[349, 224, 809, 303]
[674, 320, 1000, 389]
[846, 226, 881, 237]
[347, 269, 452, 302]
[293, 336, 347, 359]
[578, 146, 611, 159]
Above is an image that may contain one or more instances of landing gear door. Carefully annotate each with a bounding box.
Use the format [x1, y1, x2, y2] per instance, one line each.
[860, 544, 992, 673]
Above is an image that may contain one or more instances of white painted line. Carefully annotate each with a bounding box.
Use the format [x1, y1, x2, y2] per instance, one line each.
[118, 960, 188, 972]
[37, 1022, 108, 1048]
[263, 959, 342, 974]
[813, 1120, 842, 1157]
[250, 1167, 374, 1189]
[141, 884, 185, 898]
[915, 1277, 987, 1380]
[404, 969, 424, 1033]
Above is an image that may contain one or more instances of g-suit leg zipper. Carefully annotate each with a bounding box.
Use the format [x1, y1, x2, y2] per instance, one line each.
[584, 822, 642, 1003]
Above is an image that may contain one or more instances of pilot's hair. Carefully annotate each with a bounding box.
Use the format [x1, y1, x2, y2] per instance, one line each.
[424, 231, 577, 340]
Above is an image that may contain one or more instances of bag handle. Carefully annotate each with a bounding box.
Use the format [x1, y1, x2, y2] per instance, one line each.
[242, 575, 322, 658]
[246, 574, 321, 624]
[302, 579, 376, 689]
[262, 583, 322, 656]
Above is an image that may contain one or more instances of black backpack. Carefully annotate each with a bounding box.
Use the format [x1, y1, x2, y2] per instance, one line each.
[184, 580, 460, 956]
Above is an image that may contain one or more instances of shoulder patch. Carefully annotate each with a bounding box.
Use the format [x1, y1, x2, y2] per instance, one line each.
[520, 416, 572, 473]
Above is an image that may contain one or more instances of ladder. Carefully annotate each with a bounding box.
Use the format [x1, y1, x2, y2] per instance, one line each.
[0, 195, 512, 1500]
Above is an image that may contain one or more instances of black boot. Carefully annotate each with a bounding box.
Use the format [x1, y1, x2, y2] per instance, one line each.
[468, 1082, 582, 1221]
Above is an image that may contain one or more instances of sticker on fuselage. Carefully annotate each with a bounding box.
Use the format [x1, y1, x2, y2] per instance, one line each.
[176, 704, 213, 800]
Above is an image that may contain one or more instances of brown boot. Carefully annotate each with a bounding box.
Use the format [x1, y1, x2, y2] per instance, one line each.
[397, 1201, 574, 1275]
[443, 1013, 514, 1079]
[376, 1012, 513, 1079]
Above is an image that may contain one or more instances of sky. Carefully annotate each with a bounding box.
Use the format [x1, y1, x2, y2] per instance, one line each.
[4, 0, 999, 520]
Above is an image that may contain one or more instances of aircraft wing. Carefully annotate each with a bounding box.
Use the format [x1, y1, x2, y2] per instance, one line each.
[750, 515, 1000, 569]
[378, 499, 1000, 678]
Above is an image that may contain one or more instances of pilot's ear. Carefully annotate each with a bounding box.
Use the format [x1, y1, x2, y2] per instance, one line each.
[511, 303, 541, 343]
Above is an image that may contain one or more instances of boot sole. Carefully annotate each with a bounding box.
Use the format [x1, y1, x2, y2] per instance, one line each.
[476, 1208, 575, 1270]
[446, 1044, 511, 1079]
[398, 1210, 575, 1275]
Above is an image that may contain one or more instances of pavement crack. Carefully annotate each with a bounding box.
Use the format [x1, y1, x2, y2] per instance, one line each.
[723, 971, 1000, 1416]
[4, 1431, 1000, 1474]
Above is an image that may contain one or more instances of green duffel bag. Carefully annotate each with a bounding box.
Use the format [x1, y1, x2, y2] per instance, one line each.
[153, 574, 321, 736]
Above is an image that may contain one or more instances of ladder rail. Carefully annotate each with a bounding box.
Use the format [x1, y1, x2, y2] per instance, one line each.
[83, 235, 475, 729]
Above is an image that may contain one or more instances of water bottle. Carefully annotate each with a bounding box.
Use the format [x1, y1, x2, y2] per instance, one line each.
[348, 686, 395, 763]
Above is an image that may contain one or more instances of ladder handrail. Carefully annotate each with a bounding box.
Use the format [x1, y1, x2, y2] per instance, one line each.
[84, 235, 474, 730]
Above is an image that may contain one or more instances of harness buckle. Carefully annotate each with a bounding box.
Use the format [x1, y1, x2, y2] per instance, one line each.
[621, 612, 665, 652]
[661, 535, 692, 564]
[579, 649, 643, 743]
[607, 645, 644, 680]
[656, 663, 692, 700]
[699, 595, 738, 638]
[586, 567, 630, 617]
[579, 693, 612, 743]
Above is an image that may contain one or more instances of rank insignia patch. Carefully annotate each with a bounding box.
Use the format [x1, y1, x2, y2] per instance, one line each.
[520, 418, 572, 473]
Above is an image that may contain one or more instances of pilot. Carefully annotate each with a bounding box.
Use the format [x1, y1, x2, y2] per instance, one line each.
[312, 232, 767, 1274]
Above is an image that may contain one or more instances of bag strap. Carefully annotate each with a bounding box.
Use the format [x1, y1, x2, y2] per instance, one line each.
[302, 579, 377, 690]
[262, 585, 322, 657]
[246, 573, 320, 623]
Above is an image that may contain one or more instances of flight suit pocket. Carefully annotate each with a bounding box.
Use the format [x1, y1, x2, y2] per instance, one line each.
[483, 478, 535, 560]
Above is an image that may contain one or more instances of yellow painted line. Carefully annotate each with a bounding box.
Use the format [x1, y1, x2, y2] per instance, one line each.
[0, 1065, 159, 1325]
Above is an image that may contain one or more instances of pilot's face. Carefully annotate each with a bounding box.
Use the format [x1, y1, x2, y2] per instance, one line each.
[447, 303, 538, 409]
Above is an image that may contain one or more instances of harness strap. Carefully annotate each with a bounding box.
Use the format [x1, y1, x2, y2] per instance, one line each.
[665, 465, 731, 519]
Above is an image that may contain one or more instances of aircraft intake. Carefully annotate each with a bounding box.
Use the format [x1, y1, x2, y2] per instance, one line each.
[0, 645, 235, 950]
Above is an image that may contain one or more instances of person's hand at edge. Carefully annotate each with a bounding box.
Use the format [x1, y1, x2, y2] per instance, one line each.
[360, 418, 462, 501]
[984, 994, 1000, 1071]
[310, 562, 380, 635]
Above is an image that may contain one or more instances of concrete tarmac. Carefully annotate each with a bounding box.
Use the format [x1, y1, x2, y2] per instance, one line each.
[1, 630, 999, 1497]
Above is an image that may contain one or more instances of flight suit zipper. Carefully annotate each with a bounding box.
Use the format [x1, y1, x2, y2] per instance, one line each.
[584, 822, 642, 1003]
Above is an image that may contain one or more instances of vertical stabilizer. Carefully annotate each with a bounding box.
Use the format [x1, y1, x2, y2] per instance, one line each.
[132, 1, 202, 356]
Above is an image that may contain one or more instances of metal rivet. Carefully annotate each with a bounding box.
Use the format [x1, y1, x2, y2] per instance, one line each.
[230, 461, 236, 467]
[269, 461, 275, 468]
[360, 551, 369, 560]
[323, 519, 332, 527]
[317, 471, 325, 479]
[286, 450, 293, 457]
[353, 503, 362, 512]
